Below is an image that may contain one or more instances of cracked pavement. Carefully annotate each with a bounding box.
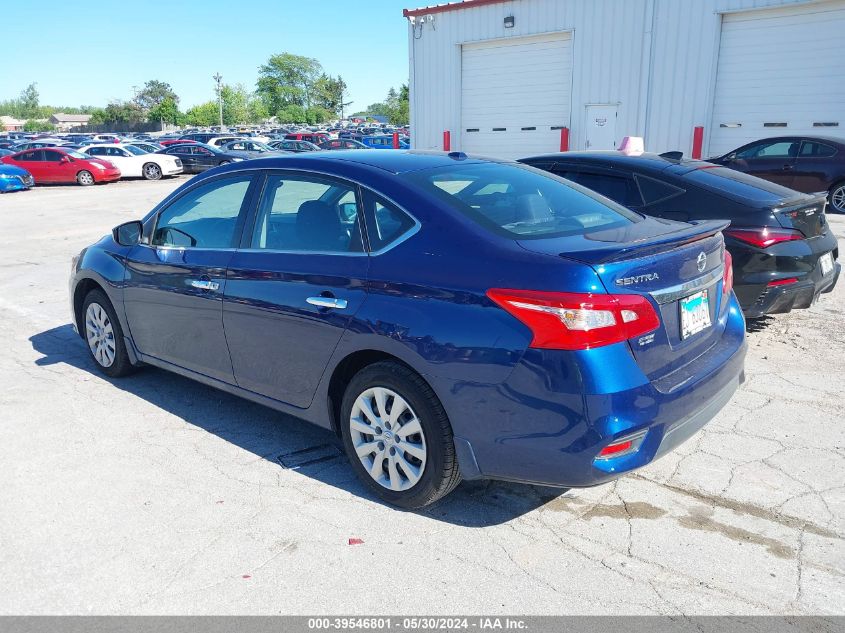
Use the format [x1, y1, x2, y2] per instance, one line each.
[0, 179, 842, 615]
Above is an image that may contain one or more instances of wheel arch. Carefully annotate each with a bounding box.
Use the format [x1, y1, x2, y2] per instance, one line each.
[325, 349, 424, 436]
[72, 277, 107, 337]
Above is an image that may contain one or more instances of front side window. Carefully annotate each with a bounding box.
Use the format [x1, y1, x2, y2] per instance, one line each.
[250, 175, 362, 253]
[408, 163, 641, 239]
[152, 176, 253, 248]
[564, 171, 642, 208]
[737, 141, 798, 159]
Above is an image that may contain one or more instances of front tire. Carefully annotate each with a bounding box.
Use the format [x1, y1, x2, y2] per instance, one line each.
[142, 162, 162, 180]
[77, 170, 95, 186]
[81, 290, 136, 378]
[829, 180, 845, 214]
[340, 361, 461, 509]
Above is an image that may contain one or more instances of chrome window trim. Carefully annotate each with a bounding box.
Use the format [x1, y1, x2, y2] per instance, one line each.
[648, 265, 724, 305]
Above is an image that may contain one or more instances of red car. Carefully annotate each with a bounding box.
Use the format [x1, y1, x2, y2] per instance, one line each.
[285, 132, 330, 145]
[1, 147, 121, 185]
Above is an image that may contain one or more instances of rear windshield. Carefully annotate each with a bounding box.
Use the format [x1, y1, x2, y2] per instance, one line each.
[683, 166, 797, 204]
[407, 162, 642, 239]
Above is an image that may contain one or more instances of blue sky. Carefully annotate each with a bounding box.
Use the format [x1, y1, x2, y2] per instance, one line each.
[2, 0, 413, 113]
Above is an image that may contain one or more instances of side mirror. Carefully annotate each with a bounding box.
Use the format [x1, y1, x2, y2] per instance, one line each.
[724, 152, 736, 162]
[59, 156, 70, 164]
[113, 220, 143, 246]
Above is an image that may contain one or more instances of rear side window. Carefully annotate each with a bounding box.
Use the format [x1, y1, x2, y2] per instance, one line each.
[800, 142, 837, 158]
[563, 171, 642, 208]
[634, 174, 685, 206]
[408, 163, 641, 239]
[361, 190, 416, 251]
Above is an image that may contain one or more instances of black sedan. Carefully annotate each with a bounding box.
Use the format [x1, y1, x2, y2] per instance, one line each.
[268, 139, 321, 153]
[156, 143, 250, 174]
[218, 139, 288, 156]
[709, 136, 845, 214]
[520, 151, 840, 318]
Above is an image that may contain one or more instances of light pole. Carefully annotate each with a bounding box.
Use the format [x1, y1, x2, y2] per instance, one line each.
[213, 73, 223, 130]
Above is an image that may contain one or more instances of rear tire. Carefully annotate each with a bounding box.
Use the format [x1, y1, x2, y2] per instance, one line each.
[142, 162, 162, 180]
[77, 170, 95, 186]
[829, 180, 845, 214]
[340, 361, 461, 509]
[81, 290, 136, 378]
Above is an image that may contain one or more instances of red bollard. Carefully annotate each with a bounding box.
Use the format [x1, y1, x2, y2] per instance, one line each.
[692, 126, 704, 159]
[443, 130, 451, 152]
[392, 132, 400, 149]
[559, 127, 570, 152]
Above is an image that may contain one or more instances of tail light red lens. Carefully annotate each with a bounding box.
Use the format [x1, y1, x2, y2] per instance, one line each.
[722, 249, 733, 296]
[486, 289, 660, 350]
[724, 227, 803, 248]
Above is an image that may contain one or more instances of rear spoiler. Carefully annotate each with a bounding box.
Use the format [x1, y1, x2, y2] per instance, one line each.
[572, 220, 730, 264]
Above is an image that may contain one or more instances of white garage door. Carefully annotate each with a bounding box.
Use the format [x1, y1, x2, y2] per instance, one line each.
[460, 32, 572, 159]
[709, 0, 845, 156]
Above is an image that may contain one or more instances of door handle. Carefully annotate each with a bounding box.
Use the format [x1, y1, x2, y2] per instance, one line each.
[783, 164, 793, 170]
[306, 296, 348, 309]
[190, 279, 220, 291]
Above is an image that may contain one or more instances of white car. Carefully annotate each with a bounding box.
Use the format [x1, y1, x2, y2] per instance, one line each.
[82, 144, 183, 180]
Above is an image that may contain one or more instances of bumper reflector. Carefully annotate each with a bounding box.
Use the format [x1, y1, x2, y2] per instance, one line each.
[595, 430, 647, 461]
[767, 277, 799, 287]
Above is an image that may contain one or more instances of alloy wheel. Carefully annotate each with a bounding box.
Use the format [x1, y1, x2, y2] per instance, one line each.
[144, 163, 162, 180]
[831, 185, 845, 213]
[78, 171, 94, 186]
[349, 387, 427, 491]
[85, 302, 116, 367]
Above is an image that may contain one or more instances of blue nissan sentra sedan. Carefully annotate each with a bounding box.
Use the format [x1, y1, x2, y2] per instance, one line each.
[69, 151, 746, 508]
[0, 163, 34, 193]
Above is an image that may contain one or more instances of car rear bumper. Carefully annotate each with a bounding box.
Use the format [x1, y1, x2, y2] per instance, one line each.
[739, 262, 840, 319]
[442, 295, 747, 487]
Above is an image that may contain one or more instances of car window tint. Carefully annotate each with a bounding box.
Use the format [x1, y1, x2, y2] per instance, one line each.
[410, 163, 640, 239]
[362, 191, 416, 251]
[565, 171, 641, 207]
[800, 142, 837, 158]
[738, 141, 797, 159]
[634, 174, 685, 206]
[682, 166, 796, 204]
[153, 176, 252, 249]
[250, 175, 362, 253]
[43, 151, 62, 162]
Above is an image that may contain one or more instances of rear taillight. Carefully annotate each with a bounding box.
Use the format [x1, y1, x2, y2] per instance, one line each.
[486, 289, 660, 350]
[724, 227, 803, 248]
[722, 249, 733, 296]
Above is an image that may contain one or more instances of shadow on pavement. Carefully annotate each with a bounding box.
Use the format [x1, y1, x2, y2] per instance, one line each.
[745, 315, 776, 333]
[30, 324, 566, 527]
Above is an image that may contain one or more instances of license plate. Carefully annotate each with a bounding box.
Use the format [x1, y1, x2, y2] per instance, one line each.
[680, 290, 712, 339]
[819, 252, 833, 277]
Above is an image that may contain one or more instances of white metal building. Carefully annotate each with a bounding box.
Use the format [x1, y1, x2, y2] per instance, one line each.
[404, 0, 845, 159]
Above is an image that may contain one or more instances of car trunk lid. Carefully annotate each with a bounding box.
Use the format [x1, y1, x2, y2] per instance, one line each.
[773, 194, 828, 238]
[518, 217, 730, 385]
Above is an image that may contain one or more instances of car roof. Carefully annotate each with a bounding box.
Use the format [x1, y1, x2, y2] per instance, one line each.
[522, 150, 695, 170]
[729, 135, 845, 147]
[218, 149, 489, 175]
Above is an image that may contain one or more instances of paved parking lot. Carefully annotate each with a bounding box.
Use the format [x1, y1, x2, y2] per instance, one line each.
[0, 179, 843, 615]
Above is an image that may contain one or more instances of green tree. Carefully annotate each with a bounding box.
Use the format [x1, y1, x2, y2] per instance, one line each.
[147, 96, 181, 124]
[276, 104, 308, 124]
[19, 83, 39, 118]
[221, 84, 250, 125]
[23, 120, 54, 132]
[257, 53, 323, 115]
[312, 74, 351, 117]
[134, 80, 180, 111]
[184, 101, 219, 127]
[365, 85, 410, 125]
[101, 100, 145, 124]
